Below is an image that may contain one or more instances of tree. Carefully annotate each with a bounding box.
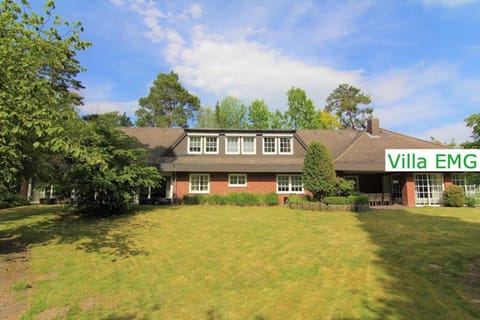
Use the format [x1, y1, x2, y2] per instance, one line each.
[463, 113, 480, 149]
[135, 71, 200, 128]
[303, 141, 336, 200]
[325, 84, 373, 130]
[195, 106, 217, 128]
[270, 110, 290, 129]
[59, 115, 162, 215]
[0, 0, 90, 190]
[286, 87, 317, 129]
[314, 111, 342, 130]
[82, 112, 133, 127]
[248, 99, 271, 129]
[214, 96, 248, 128]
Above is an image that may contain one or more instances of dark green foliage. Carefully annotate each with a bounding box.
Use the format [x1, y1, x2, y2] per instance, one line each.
[287, 195, 306, 204]
[286, 87, 317, 129]
[135, 71, 200, 128]
[262, 192, 279, 206]
[465, 196, 476, 207]
[323, 194, 369, 205]
[303, 142, 336, 200]
[182, 192, 279, 206]
[334, 177, 355, 196]
[443, 185, 465, 207]
[60, 115, 162, 216]
[0, 0, 90, 188]
[181, 194, 204, 205]
[0, 193, 29, 209]
[248, 99, 271, 129]
[463, 114, 480, 149]
[325, 84, 373, 130]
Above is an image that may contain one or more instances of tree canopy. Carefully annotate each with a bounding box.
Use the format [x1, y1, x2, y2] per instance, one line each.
[285, 87, 317, 129]
[0, 0, 91, 190]
[135, 71, 200, 128]
[325, 84, 373, 130]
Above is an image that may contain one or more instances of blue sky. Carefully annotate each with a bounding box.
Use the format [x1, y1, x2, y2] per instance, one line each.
[50, 0, 480, 143]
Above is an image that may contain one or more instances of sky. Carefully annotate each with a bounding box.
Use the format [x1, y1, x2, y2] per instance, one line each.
[45, 0, 480, 143]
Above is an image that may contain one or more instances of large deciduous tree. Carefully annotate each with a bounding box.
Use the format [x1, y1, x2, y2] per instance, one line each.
[215, 96, 248, 129]
[325, 84, 373, 130]
[0, 0, 90, 190]
[248, 99, 271, 129]
[303, 141, 336, 200]
[286, 87, 317, 129]
[135, 71, 200, 128]
[59, 115, 162, 215]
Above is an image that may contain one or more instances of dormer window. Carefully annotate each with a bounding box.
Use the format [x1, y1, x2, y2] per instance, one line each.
[263, 135, 293, 155]
[188, 134, 219, 154]
[225, 134, 256, 154]
[188, 136, 202, 154]
[226, 136, 240, 154]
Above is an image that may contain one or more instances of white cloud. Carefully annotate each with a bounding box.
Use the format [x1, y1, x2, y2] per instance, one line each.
[173, 32, 362, 109]
[188, 3, 203, 19]
[126, 0, 166, 43]
[419, 121, 472, 144]
[80, 100, 139, 116]
[421, 0, 479, 7]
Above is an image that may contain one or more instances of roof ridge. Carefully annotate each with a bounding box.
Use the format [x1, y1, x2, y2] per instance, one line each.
[380, 128, 448, 149]
[164, 130, 187, 155]
[334, 130, 365, 161]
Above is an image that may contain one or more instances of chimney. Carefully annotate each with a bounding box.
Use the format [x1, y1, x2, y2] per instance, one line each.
[367, 118, 380, 135]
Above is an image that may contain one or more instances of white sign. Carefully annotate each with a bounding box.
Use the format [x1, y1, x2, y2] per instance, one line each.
[385, 149, 480, 172]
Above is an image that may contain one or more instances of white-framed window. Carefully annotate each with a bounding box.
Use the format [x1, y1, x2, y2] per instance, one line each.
[276, 175, 304, 194]
[188, 136, 202, 154]
[452, 173, 480, 197]
[263, 137, 276, 154]
[242, 136, 256, 154]
[204, 136, 218, 154]
[226, 136, 240, 154]
[189, 174, 210, 193]
[279, 137, 293, 154]
[414, 173, 443, 206]
[228, 174, 247, 187]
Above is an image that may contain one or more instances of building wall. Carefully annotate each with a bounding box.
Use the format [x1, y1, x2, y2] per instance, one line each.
[174, 172, 293, 203]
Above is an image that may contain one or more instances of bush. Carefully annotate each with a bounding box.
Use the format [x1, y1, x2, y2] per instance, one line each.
[0, 192, 30, 209]
[323, 194, 369, 205]
[262, 193, 279, 206]
[465, 196, 476, 207]
[334, 177, 355, 197]
[443, 185, 465, 207]
[286, 195, 306, 204]
[181, 194, 204, 205]
[204, 194, 227, 205]
[226, 192, 260, 206]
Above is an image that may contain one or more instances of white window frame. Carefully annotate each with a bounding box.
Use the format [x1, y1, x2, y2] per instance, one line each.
[263, 137, 277, 154]
[278, 137, 293, 155]
[188, 136, 202, 154]
[189, 174, 210, 194]
[204, 136, 219, 154]
[228, 174, 247, 187]
[241, 136, 256, 155]
[276, 174, 304, 194]
[225, 136, 240, 154]
[452, 173, 480, 197]
[414, 173, 444, 206]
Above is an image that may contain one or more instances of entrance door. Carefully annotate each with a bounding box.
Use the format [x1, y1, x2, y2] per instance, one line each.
[414, 173, 444, 206]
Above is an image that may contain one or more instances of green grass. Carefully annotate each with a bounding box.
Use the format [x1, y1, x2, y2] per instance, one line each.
[1, 205, 480, 319]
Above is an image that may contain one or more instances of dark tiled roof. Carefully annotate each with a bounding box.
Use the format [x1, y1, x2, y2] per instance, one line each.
[335, 129, 445, 172]
[121, 126, 445, 173]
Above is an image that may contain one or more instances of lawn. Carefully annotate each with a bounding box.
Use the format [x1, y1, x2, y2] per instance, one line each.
[1, 205, 480, 319]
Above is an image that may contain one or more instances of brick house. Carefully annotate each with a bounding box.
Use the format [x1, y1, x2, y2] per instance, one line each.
[120, 118, 475, 207]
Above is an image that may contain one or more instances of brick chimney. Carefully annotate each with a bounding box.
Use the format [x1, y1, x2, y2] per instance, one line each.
[367, 118, 380, 135]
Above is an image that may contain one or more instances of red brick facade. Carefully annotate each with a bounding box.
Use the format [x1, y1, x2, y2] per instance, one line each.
[174, 173, 296, 203]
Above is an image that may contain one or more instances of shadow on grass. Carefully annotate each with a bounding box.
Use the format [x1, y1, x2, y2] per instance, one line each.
[0, 205, 174, 259]
[356, 209, 480, 320]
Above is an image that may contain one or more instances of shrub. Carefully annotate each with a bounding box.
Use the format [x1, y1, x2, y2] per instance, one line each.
[204, 194, 227, 205]
[465, 196, 476, 207]
[443, 185, 465, 207]
[226, 192, 260, 206]
[303, 141, 336, 200]
[262, 193, 279, 206]
[323, 194, 369, 205]
[287, 195, 306, 204]
[0, 192, 29, 209]
[181, 194, 204, 205]
[334, 177, 355, 197]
